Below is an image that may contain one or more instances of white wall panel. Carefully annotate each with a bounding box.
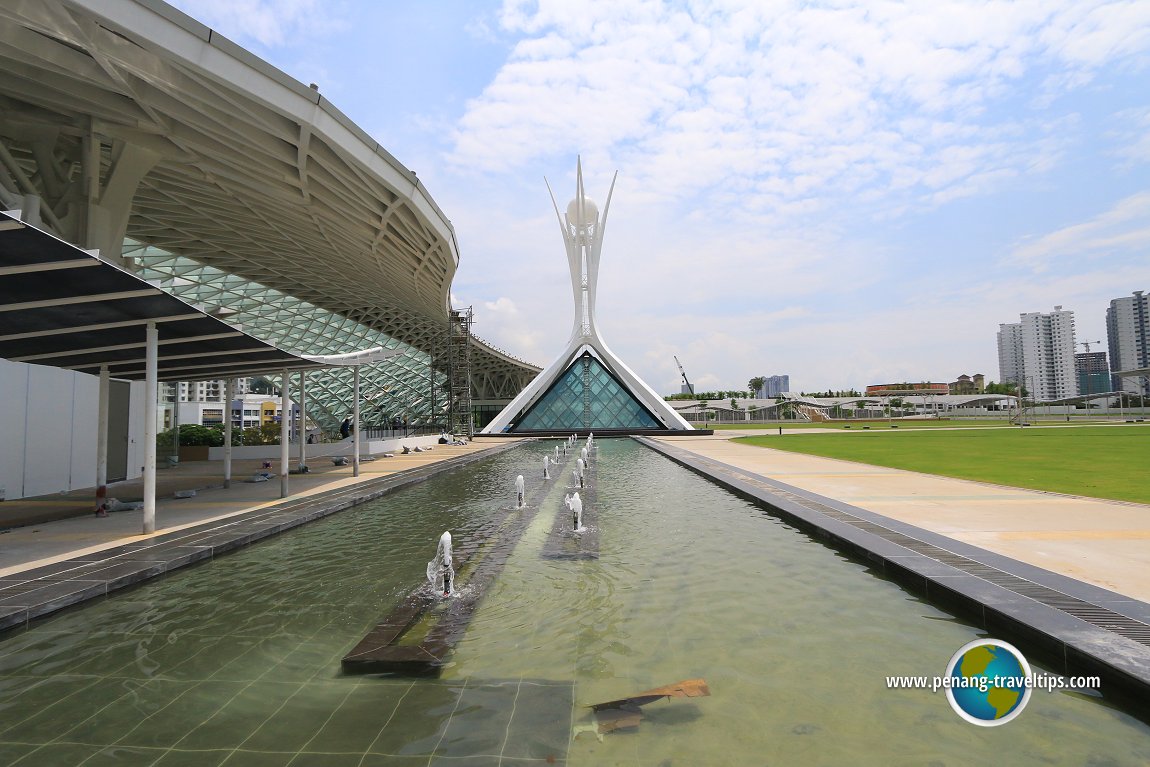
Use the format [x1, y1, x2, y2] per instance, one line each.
[23, 364, 80, 497]
[126, 380, 145, 481]
[69, 373, 99, 492]
[0, 361, 110, 500]
[0, 360, 29, 500]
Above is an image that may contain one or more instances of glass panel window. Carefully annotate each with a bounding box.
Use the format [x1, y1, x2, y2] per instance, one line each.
[513, 354, 660, 431]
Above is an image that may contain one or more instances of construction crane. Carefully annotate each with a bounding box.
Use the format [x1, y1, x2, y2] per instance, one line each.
[674, 355, 695, 396]
[1078, 340, 1103, 353]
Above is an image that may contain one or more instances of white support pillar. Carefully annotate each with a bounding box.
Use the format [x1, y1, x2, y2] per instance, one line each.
[95, 365, 109, 517]
[143, 322, 158, 534]
[297, 371, 307, 471]
[353, 366, 361, 478]
[223, 377, 234, 488]
[280, 369, 290, 498]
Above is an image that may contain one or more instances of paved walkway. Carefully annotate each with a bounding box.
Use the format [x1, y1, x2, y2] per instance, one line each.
[0, 438, 519, 578]
[655, 431, 1150, 603]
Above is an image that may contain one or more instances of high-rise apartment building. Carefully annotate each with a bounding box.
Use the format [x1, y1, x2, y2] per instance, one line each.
[174, 378, 253, 403]
[1075, 352, 1110, 395]
[998, 306, 1077, 400]
[1106, 290, 1150, 395]
[755, 375, 790, 398]
[997, 323, 1023, 386]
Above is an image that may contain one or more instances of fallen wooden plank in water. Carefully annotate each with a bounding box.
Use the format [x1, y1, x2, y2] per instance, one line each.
[589, 678, 711, 734]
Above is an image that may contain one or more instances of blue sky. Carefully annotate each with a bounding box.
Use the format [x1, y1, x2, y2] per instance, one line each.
[171, 0, 1150, 395]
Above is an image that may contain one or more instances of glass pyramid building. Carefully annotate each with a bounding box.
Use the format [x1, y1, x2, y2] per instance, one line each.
[515, 353, 661, 431]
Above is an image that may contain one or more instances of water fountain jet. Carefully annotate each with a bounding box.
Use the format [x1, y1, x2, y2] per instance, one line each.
[426, 530, 455, 597]
[565, 492, 584, 532]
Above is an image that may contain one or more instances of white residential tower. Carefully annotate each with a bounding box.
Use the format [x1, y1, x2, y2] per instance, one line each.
[997, 306, 1077, 400]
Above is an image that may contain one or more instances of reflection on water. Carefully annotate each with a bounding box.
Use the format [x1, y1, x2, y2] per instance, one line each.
[0, 439, 1147, 766]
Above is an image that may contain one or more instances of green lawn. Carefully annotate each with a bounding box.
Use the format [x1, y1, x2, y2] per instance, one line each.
[708, 420, 1022, 430]
[733, 424, 1150, 504]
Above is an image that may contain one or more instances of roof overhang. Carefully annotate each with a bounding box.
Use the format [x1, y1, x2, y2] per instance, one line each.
[0, 212, 322, 381]
[0, 0, 456, 351]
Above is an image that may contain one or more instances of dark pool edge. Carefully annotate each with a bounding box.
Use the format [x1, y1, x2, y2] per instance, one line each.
[635, 436, 1150, 713]
[0, 441, 526, 637]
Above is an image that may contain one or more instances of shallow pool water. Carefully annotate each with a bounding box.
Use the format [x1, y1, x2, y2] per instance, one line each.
[0, 439, 1147, 766]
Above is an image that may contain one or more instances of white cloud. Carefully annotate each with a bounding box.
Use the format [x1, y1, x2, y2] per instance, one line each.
[168, 0, 341, 48]
[1108, 106, 1150, 166]
[484, 296, 518, 313]
[1009, 191, 1150, 270]
[447, 0, 1150, 229]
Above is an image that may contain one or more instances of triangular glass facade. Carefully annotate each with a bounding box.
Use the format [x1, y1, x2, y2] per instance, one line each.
[513, 354, 661, 431]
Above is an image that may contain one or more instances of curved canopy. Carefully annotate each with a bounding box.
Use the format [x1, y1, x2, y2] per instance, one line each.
[0, 0, 538, 394]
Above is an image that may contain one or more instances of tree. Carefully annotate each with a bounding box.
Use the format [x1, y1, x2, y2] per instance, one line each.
[175, 424, 225, 447]
[984, 381, 1020, 395]
[748, 376, 766, 398]
[240, 423, 283, 445]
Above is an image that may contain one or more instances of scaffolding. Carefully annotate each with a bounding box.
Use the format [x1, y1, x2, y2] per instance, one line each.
[447, 307, 474, 437]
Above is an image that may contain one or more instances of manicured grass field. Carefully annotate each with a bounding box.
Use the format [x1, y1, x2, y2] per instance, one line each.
[734, 423, 1150, 504]
[709, 420, 1021, 430]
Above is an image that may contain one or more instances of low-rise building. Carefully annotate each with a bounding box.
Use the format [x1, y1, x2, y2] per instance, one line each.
[949, 374, 985, 394]
[865, 382, 949, 396]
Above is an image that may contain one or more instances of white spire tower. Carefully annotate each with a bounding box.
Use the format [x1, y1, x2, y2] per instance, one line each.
[482, 159, 693, 433]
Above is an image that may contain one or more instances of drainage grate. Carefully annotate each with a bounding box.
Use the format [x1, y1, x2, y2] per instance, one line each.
[705, 457, 1150, 648]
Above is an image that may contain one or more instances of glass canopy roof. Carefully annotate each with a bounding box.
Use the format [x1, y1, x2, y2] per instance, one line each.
[126, 242, 446, 430]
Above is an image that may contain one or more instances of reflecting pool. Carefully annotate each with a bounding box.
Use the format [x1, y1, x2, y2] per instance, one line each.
[0, 439, 1147, 766]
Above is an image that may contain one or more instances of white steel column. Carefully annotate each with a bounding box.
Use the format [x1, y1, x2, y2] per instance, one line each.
[353, 366, 361, 478]
[280, 369, 290, 498]
[143, 322, 158, 534]
[223, 377, 234, 488]
[297, 371, 307, 471]
[95, 365, 109, 517]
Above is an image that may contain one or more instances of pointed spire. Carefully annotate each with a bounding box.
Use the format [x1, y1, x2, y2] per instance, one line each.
[575, 155, 587, 235]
